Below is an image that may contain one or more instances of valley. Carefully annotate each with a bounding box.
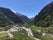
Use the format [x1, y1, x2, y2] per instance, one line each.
[0, 25, 53, 40]
[0, 1, 53, 40]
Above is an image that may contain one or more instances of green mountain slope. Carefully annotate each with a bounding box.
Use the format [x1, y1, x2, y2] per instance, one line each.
[33, 2, 53, 27]
[0, 7, 30, 26]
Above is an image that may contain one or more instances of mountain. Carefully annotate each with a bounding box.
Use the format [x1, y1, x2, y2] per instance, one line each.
[33, 2, 53, 27]
[0, 7, 30, 26]
[30, 17, 34, 21]
[16, 13, 31, 24]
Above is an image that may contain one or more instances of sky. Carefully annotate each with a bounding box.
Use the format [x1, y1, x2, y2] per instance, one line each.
[0, 0, 53, 18]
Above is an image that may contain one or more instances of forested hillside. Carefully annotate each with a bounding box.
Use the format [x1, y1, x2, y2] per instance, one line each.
[33, 2, 53, 27]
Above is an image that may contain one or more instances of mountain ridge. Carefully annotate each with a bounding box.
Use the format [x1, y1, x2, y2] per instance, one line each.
[0, 7, 30, 26]
[33, 2, 53, 27]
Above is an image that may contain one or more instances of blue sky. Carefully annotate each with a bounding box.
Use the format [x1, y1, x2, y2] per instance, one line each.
[0, 0, 53, 18]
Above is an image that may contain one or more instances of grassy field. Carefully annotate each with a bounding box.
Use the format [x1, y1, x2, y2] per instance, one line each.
[0, 33, 9, 40]
[41, 34, 53, 40]
[28, 25, 53, 40]
[12, 29, 34, 40]
[0, 25, 53, 40]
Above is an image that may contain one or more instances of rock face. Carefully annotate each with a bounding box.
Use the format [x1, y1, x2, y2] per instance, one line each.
[33, 2, 53, 27]
[0, 7, 30, 26]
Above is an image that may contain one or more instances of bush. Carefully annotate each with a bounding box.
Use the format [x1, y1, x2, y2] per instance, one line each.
[32, 30, 42, 39]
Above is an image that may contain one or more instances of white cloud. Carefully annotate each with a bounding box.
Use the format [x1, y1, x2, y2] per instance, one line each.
[28, 16, 34, 18]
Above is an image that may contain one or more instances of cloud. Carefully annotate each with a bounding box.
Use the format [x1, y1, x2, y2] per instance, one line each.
[28, 16, 34, 18]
